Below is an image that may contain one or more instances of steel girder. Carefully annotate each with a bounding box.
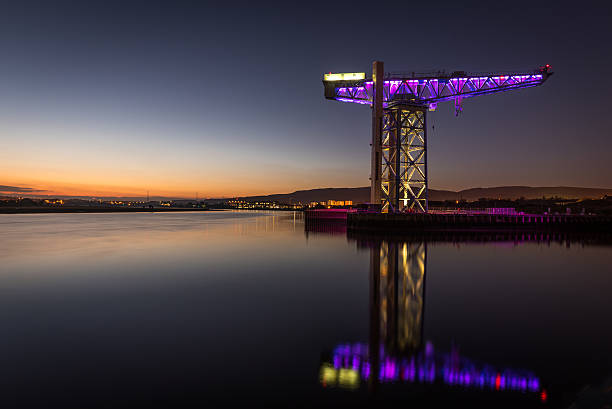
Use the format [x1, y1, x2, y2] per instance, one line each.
[381, 104, 427, 213]
[377, 240, 426, 354]
[324, 68, 551, 110]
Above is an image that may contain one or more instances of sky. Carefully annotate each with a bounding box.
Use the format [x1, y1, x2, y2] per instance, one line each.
[1, 1, 611, 198]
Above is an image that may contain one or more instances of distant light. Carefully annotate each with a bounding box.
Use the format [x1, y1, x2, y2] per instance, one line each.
[324, 72, 366, 81]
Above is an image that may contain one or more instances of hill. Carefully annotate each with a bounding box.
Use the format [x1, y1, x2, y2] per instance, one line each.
[227, 186, 612, 204]
[442, 186, 612, 201]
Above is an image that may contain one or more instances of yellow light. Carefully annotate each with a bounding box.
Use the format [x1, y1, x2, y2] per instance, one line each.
[324, 72, 366, 81]
[319, 364, 337, 387]
[338, 368, 360, 389]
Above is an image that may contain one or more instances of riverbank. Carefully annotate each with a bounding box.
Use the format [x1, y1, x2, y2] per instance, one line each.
[0, 207, 213, 214]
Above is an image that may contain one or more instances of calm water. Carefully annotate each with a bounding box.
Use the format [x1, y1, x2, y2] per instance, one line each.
[0, 211, 610, 408]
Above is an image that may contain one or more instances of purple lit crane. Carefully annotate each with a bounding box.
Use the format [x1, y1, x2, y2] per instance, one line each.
[322, 62, 553, 213]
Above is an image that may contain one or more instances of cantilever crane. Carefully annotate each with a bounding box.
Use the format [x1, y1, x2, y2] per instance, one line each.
[322, 62, 553, 213]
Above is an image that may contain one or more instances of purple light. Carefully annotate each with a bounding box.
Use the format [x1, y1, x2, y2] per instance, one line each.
[332, 71, 547, 107]
[326, 342, 541, 395]
[335, 97, 371, 105]
[352, 355, 359, 370]
[418, 366, 425, 381]
[384, 359, 397, 379]
[333, 344, 349, 355]
[355, 87, 368, 99]
[362, 362, 370, 378]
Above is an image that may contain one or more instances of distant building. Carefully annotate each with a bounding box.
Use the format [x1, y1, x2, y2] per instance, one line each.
[326, 200, 353, 207]
[485, 208, 517, 215]
[226, 199, 300, 210]
[43, 199, 64, 206]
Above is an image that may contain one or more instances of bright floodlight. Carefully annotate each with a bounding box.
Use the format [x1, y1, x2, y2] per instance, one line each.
[324, 72, 366, 81]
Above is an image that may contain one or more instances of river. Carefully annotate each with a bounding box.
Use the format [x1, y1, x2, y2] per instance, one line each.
[0, 211, 610, 408]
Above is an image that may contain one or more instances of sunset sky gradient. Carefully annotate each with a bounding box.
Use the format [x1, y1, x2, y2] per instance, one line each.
[1, 1, 611, 198]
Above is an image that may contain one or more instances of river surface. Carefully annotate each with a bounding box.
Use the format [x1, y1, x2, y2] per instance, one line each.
[0, 211, 610, 408]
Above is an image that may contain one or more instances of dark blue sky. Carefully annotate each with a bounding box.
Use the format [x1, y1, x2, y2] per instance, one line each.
[1, 1, 611, 197]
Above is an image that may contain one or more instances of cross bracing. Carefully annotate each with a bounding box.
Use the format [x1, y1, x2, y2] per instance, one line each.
[381, 105, 427, 213]
[325, 68, 551, 110]
[322, 63, 552, 213]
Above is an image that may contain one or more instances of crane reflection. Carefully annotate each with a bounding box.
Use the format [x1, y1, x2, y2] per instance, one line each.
[318, 237, 545, 402]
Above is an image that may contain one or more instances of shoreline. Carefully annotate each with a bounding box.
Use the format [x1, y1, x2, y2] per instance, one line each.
[0, 207, 214, 214]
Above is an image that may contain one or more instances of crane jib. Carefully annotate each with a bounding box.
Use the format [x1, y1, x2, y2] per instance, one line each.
[322, 66, 552, 109]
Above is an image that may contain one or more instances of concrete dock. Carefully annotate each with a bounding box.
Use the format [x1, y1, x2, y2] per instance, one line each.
[346, 212, 612, 232]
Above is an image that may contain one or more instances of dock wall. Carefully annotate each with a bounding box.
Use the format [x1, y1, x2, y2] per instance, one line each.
[347, 212, 612, 232]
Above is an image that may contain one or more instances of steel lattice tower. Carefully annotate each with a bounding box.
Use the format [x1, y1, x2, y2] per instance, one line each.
[374, 240, 426, 354]
[381, 103, 428, 212]
[323, 61, 552, 213]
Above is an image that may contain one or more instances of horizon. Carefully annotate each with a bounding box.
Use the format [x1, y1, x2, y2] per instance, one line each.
[3, 184, 612, 201]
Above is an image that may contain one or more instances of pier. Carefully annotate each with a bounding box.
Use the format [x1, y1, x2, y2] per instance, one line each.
[346, 212, 612, 232]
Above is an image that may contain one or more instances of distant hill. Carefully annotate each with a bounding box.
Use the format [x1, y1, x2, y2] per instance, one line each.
[442, 186, 612, 201]
[232, 187, 371, 204]
[6, 186, 611, 203]
[226, 186, 612, 204]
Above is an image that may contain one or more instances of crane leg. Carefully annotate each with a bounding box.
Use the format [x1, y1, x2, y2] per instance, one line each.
[380, 104, 428, 213]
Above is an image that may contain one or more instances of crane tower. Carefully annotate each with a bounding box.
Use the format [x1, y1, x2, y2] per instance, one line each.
[323, 62, 553, 213]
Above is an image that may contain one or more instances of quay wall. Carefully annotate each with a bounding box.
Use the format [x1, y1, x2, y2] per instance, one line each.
[347, 212, 612, 232]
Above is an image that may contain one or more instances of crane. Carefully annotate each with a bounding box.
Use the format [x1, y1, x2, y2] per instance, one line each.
[322, 62, 553, 213]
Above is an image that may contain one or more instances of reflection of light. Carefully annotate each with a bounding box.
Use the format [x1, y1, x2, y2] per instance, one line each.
[338, 368, 360, 389]
[324, 342, 542, 396]
[319, 363, 337, 387]
[320, 363, 360, 389]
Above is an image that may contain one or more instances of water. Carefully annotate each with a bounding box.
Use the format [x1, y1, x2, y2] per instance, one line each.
[0, 211, 610, 408]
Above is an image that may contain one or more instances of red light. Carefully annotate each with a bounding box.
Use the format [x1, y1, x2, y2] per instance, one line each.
[495, 373, 501, 390]
[540, 389, 547, 402]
